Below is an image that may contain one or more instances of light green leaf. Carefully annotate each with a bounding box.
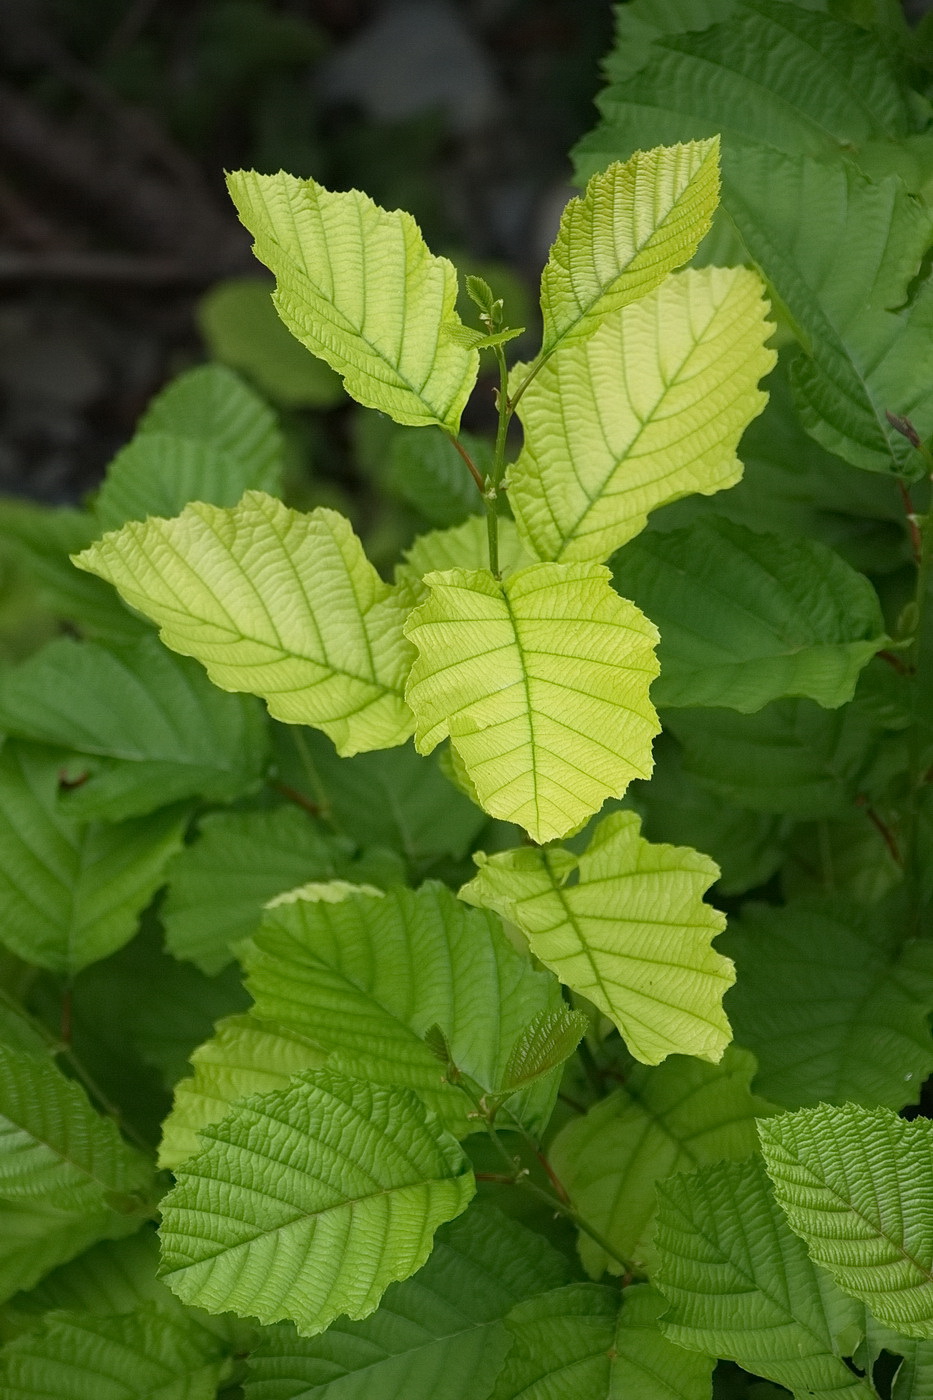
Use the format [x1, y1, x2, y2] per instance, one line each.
[0, 635, 268, 821]
[0, 1045, 152, 1212]
[612, 519, 886, 711]
[725, 149, 933, 476]
[537, 139, 720, 358]
[634, 736, 790, 896]
[549, 1047, 774, 1275]
[511, 267, 774, 563]
[460, 810, 732, 1065]
[274, 729, 486, 866]
[159, 1014, 326, 1169]
[73, 492, 416, 756]
[502, 1006, 588, 1090]
[158, 1069, 475, 1333]
[226, 170, 478, 431]
[663, 695, 897, 817]
[137, 364, 283, 481]
[490, 1283, 619, 1400]
[244, 882, 565, 1135]
[759, 1105, 933, 1340]
[655, 1155, 874, 1399]
[0, 742, 186, 976]
[0, 1199, 145, 1306]
[0, 1305, 232, 1400]
[243, 1205, 570, 1400]
[612, 1283, 715, 1400]
[161, 806, 391, 975]
[404, 563, 660, 843]
[724, 899, 933, 1110]
[198, 277, 344, 409]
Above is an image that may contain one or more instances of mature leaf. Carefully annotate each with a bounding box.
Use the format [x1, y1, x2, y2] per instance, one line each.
[490, 1283, 619, 1400]
[510, 267, 774, 563]
[73, 493, 416, 755]
[198, 277, 344, 409]
[384, 427, 488, 528]
[137, 364, 283, 484]
[0, 743, 186, 976]
[158, 1069, 475, 1333]
[0, 1199, 145, 1306]
[243, 1205, 569, 1400]
[759, 1105, 933, 1339]
[537, 139, 720, 358]
[549, 1047, 774, 1275]
[404, 563, 660, 843]
[275, 730, 486, 865]
[613, 1283, 714, 1399]
[577, 0, 916, 172]
[0, 635, 267, 821]
[6, 1228, 170, 1319]
[613, 519, 885, 711]
[634, 737, 790, 896]
[226, 170, 478, 431]
[502, 1006, 588, 1089]
[161, 806, 393, 974]
[724, 149, 933, 476]
[159, 1015, 326, 1169]
[0, 1305, 232, 1400]
[244, 882, 565, 1135]
[655, 1156, 873, 1399]
[663, 695, 897, 817]
[724, 899, 933, 1110]
[860, 1315, 933, 1400]
[461, 810, 732, 1065]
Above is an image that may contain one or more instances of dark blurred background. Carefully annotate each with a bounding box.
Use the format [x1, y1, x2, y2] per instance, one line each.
[0, 0, 614, 514]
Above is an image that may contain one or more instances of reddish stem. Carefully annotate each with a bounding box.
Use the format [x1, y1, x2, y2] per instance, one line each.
[447, 433, 486, 492]
[898, 481, 923, 568]
[856, 796, 903, 867]
[878, 649, 911, 675]
[273, 781, 320, 819]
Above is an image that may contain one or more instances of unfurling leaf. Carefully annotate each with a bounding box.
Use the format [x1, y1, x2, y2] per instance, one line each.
[404, 563, 660, 843]
[503, 1007, 588, 1089]
[73, 492, 415, 755]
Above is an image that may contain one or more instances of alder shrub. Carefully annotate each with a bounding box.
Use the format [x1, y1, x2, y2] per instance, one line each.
[0, 4, 931, 1396]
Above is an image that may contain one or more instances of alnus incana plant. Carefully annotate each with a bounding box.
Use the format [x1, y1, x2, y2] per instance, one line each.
[0, 3, 932, 1397]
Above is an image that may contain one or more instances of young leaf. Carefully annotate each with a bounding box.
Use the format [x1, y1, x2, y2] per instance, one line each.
[403, 563, 660, 843]
[244, 882, 565, 1135]
[73, 493, 416, 756]
[226, 170, 478, 431]
[655, 1156, 874, 1399]
[724, 899, 933, 1110]
[549, 1047, 774, 1275]
[0, 634, 268, 821]
[537, 139, 720, 358]
[490, 1283, 619, 1400]
[510, 267, 774, 563]
[612, 519, 887, 711]
[613, 1283, 715, 1400]
[0, 742, 186, 976]
[502, 1006, 588, 1089]
[158, 1014, 326, 1169]
[160, 806, 391, 974]
[198, 277, 344, 409]
[158, 1069, 476, 1333]
[136, 362, 283, 483]
[244, 1205, 570, 1400]
[0, 1044, 152, 1210]
[0, 1305, 232, 1400]
[759, 1105, 933, 1340]
[460, 810, 733, 1065]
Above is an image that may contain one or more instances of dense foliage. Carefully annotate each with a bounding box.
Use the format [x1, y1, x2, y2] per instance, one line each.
[0, 2, 932, 1397]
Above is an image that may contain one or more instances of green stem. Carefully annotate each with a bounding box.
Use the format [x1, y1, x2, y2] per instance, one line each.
[485, 344, 514, 577]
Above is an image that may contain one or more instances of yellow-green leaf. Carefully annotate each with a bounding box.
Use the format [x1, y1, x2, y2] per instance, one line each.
[537, 139, 720, 359]
[72, 492, 415, 756]
[511, 267, 774, 563]
[460, 810, 733, 1064]
[403, 564, 660, 843]
[226, 170, 478, 432]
